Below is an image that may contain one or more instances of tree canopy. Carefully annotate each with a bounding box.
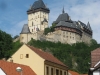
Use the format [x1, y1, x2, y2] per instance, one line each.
[0, 30, 13, 59]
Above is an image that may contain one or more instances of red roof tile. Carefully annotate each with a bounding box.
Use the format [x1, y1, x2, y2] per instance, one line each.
[68, 70, 88, 75]
[68, 70, 79, 75]
[0, 60, 36, 75]
[91, 48, 100, 67]
[27, 45, 67, 67]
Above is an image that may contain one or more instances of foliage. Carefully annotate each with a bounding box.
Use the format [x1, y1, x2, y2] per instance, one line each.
[28, 39, 100, 73]
[0, 30, 13, 59]
[44, 28, 51, 35]
[44, 23, 56, 35]
[0, 29, 22, 59]
[13, 35, 19, 39]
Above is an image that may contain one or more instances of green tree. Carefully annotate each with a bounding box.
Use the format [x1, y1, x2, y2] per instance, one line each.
[0, 30, 13, 59]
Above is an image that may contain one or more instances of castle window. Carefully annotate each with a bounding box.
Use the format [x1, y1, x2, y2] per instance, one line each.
[63, 32, 65, 34]
[32, 29, 33, 32]
[26, 54, 29, 58]
[22, 37, 24, 40]
[73, 37, 74, 40]
[32, 22, 33, 26]
[38, 15, 39, 18]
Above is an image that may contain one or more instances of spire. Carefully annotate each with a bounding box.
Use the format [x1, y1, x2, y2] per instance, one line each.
[62, 6, 65, 13]
[87, 21, 92, 31]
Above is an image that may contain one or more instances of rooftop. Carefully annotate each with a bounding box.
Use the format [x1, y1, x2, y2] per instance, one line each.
[27, 45, 67, 67]
[0, 60, 36, 75]
[20, 24, 30, 34]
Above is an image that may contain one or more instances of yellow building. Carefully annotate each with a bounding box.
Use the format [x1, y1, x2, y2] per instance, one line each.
[7, 44, 68, 75]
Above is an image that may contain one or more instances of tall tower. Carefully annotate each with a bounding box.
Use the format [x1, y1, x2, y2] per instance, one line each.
[27, 0, 50, 33]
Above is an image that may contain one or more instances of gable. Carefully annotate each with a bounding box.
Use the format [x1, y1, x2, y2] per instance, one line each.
[0, 68, 6, 75]
[7, 44, 44, 62]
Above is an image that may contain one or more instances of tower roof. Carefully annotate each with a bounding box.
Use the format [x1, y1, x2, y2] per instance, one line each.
[87, 22, 92, 31]
[20, 24, 30, 34]
[27, 0, 50, 14]
[62, 7, 65, 14]
[31, 0, 49, 10]
[54, 13, 70, 24]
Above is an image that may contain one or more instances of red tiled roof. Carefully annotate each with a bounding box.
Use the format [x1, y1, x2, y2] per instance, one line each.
[0, 60, 36, 75]
[68, 70, 79, 75]
[91, 48, 100, 67]
[68, 70, 88, 75]
[27, 45, 67, 67]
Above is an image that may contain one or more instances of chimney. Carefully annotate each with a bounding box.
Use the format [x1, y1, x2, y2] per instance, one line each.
[10, 57, 13, 63]
[2, 58, 6, 61]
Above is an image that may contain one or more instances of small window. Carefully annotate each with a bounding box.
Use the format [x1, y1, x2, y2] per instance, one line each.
[32, 29, 33, 32]
[26, 54, 29, 58]
[20, 54, 23, 59]
[22, 37, 24, 40]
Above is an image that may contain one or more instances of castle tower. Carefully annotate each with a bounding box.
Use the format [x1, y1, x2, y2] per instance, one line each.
[27, 0, 50, 33]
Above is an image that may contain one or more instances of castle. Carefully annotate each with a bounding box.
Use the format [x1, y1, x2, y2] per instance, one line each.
[20, 0, 93, 44]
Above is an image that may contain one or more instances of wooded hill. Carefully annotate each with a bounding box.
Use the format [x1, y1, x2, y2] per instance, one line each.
[0, 29, 100, 74]
[28, 39, 100, 74]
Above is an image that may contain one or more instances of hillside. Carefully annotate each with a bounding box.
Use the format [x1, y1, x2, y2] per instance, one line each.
[27, 39, 100, 73]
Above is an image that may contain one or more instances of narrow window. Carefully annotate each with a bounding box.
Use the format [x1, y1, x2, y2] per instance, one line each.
[60, 70, 62, 75]
[32, 22, 33, 26]
[20, 54, 23, 59]
[26, 54, 29, 58]
[51, 68, 53, 75]
[32, 29, 33, 32]
[46, 66, 49, 75]
[56, 69, 59, 75]
[64, 71, 66, 75]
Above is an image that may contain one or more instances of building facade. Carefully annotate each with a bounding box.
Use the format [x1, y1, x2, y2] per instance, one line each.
[20, 0, 93, 44]
[7, 44, 68, 75]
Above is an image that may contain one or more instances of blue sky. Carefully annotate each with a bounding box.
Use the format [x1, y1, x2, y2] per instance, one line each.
[0, 0, 100, 43]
